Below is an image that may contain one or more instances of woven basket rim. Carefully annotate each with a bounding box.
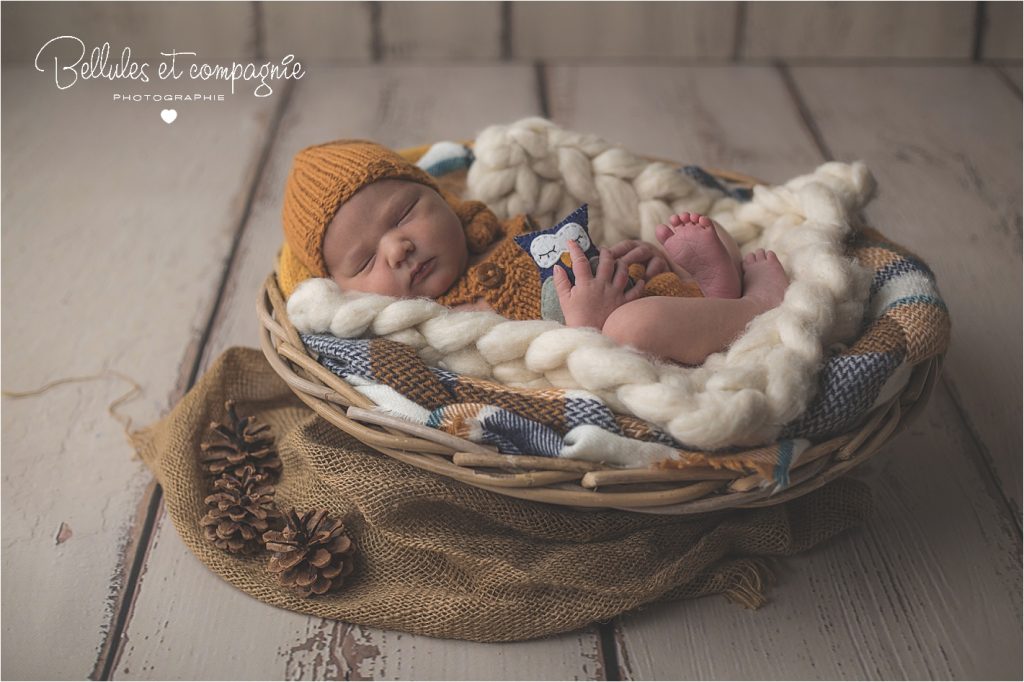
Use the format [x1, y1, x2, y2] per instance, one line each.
[257, 162, 943, 514]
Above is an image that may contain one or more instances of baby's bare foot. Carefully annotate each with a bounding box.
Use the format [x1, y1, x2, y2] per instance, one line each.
[741, 249, 789, 310]
[655, 212, 742, 299]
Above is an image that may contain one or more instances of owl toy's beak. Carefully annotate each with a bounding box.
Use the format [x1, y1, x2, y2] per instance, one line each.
[560, 251, 573, 268]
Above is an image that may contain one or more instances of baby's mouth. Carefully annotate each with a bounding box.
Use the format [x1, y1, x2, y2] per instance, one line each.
[410, 257, 435, 285]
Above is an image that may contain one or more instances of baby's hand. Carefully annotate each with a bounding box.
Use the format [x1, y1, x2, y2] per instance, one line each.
[553, 240, 645, 330]
[607, 239, 672, 278]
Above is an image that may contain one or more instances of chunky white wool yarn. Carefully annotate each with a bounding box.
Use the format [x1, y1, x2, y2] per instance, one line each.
[287, 118, 876, 449]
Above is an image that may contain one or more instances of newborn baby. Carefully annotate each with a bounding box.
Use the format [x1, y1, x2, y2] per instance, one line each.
[279, 140, 789, 366]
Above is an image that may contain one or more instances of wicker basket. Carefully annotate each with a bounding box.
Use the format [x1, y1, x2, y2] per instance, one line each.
[257, 161, 943, 515]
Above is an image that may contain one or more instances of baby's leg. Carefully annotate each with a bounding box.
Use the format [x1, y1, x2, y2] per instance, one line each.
[656, 212, 743, 299]
[603, 249, 788, 365]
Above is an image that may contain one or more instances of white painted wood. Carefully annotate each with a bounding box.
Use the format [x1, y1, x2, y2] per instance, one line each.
[262, 2, 373, 63]
[545, 64, 824, 182]
[549, 63, 1021, 680]
[0, 68, 277, 679]
[613, 390, 1022, 680]
[1, 1, 255, 63]
[380, 2, 503, 60]
[511, 2, 737, 59]
[743, 1, 975, 59]
[982, 1, 1024, 60]
[114, 65, 605, 680]
[791, 65, 1023, 517]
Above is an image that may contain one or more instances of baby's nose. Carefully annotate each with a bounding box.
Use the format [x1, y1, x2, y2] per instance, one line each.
[385, 235, 414, 266]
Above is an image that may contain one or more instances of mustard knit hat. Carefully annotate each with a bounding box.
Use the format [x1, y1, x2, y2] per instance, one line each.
[279, 140, 503, 297]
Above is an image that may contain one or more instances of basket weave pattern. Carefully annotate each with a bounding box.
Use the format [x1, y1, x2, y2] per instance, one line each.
[258, 168, 947, 514]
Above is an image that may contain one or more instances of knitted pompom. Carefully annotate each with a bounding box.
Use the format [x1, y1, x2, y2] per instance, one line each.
[448, 197, 505, 254]
[287, 278, 346, 334]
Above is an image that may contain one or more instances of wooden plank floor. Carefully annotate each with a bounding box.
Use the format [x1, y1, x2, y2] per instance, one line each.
[2, 62, 1020, 680]
[0, 68, 278, 680]
[109, 65, 606, 681]
[549, 63, 1023, 680]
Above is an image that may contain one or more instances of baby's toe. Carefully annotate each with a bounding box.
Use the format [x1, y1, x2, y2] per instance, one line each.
[655, 223, 674, 243]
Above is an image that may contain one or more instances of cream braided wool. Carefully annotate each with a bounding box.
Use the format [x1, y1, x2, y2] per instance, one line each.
[287, 118, 876, 449]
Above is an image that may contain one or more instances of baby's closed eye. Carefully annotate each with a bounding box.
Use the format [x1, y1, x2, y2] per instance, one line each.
[398, 198, 418, 223]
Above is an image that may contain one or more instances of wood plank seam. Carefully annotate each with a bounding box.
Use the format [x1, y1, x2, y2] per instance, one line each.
[500, 1, 512, 60]
[780, 62, 1023, 539]
[251, 0, 266, 61]
[771, 57, 998, 66]
[777, 62, 835, 160]
[598, 621, 622, 680]
[369, 1, 383, 63]
[992, 64, 1023, 98]
[91, 481, 163, 681]
[540, 63, 1021, 680]
[535, 61, 551, 118]
[732, 1, 747, 61]
[108, 65, 611, 679]
[99, 79, 298, 681]
[940, 376, 1023, 535]
[972, 1, 986, 61]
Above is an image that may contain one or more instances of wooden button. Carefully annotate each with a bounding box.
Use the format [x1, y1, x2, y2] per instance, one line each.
[474, 263, 505, 289]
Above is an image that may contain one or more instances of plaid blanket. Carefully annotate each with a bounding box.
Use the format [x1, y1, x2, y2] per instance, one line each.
[303, 227, 949, 493]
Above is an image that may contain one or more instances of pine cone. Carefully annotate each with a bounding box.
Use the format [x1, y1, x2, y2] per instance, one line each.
[264, 509, 355, 597]
[201, 466, 281, 555]
[200, 399, 283, 479]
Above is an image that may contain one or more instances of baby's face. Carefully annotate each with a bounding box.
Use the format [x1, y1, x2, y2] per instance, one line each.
[322, 179, 468, 298]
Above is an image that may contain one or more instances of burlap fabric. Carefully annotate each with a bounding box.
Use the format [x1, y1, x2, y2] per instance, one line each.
[134, 347, 872, 642]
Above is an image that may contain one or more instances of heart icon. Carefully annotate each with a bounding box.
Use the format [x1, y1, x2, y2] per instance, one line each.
[160, 109, 177, 124]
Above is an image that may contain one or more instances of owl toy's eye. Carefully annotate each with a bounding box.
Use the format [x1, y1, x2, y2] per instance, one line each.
[530, 234, 562, 268]
[557, 222, 590, 253]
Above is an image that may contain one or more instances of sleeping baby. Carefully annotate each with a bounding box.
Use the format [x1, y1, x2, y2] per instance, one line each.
[278, 140, 789, 366]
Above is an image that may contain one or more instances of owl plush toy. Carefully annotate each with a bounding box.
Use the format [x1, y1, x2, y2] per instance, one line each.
[513, 204, 637, 323]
